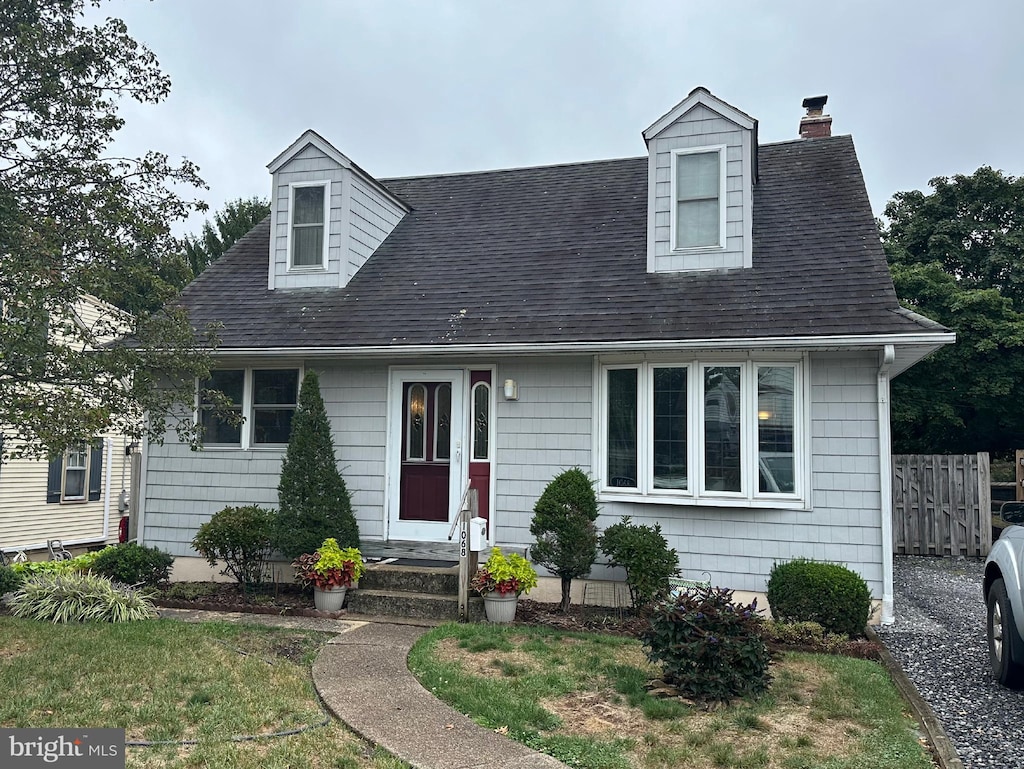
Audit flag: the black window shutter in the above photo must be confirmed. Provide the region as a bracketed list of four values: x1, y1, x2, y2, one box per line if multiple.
[46, 456, 63, 503]
[88, 442, 104, 501]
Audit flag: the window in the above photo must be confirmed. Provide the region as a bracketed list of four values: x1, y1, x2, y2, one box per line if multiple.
[198, 368, 300, 448]
[47, 441, 104, 504]
[199, 369, 244, 445]
[600, 360, 803, 505]
[252, 369, 299, 444]
[289, 182, 328, 268]
[62, 445, 88, 501]
[672, 147, 725, 250]
[407, 384, 426, 460]
[471, 382, 490, 461]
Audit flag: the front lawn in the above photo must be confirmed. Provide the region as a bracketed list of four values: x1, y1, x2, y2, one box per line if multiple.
[409, 623, 935, 769]
[0, 617, 406, 769]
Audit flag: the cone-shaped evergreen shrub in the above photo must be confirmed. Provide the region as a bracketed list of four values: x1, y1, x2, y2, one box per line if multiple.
[276, 371, 359, 557]
[529, 467, 599, 611]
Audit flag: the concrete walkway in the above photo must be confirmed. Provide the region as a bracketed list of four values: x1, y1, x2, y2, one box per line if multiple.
[159, 609, 567, 769]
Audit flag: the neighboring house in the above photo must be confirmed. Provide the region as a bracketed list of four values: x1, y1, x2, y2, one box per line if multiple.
[137, 89, 952, 622]
[0, 295, 132, 556]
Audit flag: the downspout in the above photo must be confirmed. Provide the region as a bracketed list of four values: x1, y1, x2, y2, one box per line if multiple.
[878, 344, 896, 625]
[102, 436, 113, 542]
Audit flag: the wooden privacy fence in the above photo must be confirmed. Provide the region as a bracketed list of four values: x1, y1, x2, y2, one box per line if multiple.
[892, 453, 992, 557]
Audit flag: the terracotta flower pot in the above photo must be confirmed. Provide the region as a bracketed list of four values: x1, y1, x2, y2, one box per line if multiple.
[483, 592, 518, 623]
[314, 585, 347, 612]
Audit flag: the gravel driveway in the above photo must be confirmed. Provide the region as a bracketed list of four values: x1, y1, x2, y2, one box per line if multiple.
[878, 556, 1024, 768]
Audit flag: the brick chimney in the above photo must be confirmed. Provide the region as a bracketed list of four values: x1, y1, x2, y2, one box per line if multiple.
[799, 95, 832, 138]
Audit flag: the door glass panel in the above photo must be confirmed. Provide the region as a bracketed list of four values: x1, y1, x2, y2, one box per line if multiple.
[472, 383, 489, 460]
[607, 368, 638, 488]
[407, 384, 426, 460]
[758, 366, 796, 493]
[435, 383, 451, 461]
[704, 366, 741, 492]
[653, 367, 687, 490]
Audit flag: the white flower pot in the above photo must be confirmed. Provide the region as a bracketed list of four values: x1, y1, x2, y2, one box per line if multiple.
[483, 592, 518, 623]
[314, 585, 347, 612]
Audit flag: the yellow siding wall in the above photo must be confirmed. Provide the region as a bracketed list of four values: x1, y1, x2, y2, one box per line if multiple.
[0, 296, 135, 554]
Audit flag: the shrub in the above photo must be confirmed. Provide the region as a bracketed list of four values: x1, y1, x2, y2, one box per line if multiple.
[530, 468, 600, 611]
[599, 516, 679, 609]
[642, 586, 771, 702]
[192, 505, 275, 591]
[759, 620, 850, 655]
[10, 547, 113, 578]
[91, 542, 174, 587]
[10, 572, 158, 623]
[766, 558, 871, 637]
[0, 565, 23, 595]
[276, 371, 359, 557]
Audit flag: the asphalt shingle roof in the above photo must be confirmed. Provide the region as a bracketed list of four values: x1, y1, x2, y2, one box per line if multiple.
[178, 135, 941, 350]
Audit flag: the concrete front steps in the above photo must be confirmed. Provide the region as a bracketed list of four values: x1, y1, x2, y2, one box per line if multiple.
[346, 561, 485, 622]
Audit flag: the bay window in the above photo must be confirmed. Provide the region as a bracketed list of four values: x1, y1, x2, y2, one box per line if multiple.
[600, 359, 804, 505]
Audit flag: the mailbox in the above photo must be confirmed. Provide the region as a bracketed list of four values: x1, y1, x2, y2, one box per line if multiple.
[469, 516, 488, 552]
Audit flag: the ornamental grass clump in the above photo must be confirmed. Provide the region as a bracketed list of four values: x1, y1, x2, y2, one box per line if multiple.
[641, 585, 771, 702]
[10, 572, 158, 623]
[292, 538, 365, 590]
[470, 547, 538, 596]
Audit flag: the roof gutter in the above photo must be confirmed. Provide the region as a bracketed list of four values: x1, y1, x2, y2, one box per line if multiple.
[202, 331, 955, 359]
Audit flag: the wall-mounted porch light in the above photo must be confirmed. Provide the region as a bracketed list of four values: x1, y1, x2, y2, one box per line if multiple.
[503, 379, 519, 401]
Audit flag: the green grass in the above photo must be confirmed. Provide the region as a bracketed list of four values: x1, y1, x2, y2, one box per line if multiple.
[0, 616, 406, 769]
[409, 623, 934, 769]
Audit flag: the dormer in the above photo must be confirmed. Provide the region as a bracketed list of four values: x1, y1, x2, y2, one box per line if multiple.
[643, 87, 758, 273]
[266, 130, 409, 290]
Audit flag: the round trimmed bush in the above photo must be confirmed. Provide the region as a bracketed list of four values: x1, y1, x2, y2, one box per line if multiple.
[766, 558, 871, 637]
[91, 542, 174, 587]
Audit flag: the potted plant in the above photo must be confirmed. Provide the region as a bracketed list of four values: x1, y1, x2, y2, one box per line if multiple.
[292, 538, 366, 612]
[470, 547, 538, 623]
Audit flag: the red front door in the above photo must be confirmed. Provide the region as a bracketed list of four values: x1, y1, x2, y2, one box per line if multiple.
[399, 382, 452, 522]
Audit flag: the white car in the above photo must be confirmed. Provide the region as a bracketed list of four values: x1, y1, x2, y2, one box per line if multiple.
[984, 503, 1024, 687]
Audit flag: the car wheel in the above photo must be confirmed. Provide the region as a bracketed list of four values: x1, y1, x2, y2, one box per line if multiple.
[987, 578, 1024, 688]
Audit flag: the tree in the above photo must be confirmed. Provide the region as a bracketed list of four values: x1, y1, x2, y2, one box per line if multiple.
[184, 196, 270, 278]
[529, 467, 599, 612]
[0, 0, 217, 459]
[880, 167, 1024, 454]
[276, 371, 360, 557]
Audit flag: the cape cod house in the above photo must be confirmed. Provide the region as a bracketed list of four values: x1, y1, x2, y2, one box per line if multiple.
[137, 89, 952, 622]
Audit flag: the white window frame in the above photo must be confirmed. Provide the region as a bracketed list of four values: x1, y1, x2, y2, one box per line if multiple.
[597, 356, 807, 509]
[61, 444, 89, 502]
[670, 145, 727, 252]
[196, 366, 303, 450]
[287, 181, 330, 271]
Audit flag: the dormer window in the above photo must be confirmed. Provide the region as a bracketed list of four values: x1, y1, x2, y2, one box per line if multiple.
[672, 146, 725, 250]
[289, 181, 329, 269]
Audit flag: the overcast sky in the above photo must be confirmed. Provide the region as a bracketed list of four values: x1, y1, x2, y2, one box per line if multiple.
[95, 0, 1023, 235]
